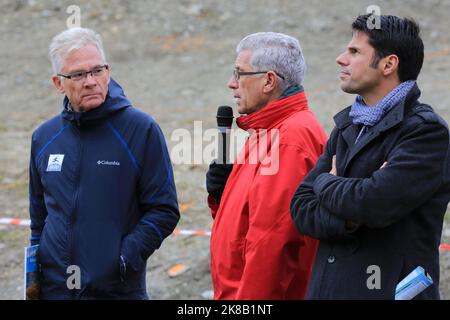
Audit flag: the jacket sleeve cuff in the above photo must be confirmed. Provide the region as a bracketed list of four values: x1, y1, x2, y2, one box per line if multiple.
[30, 234, 41, 246]
[313, 174, 360, 236]
[324, 207, 350, 239]
[120, 236, 148, 272]
[207, 195, 219, 220]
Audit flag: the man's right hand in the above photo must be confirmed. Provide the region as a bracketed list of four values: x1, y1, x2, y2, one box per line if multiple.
[206, 160, 233, 203]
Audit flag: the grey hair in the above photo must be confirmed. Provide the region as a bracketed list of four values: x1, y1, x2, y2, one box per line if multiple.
[49, 27, 107, 74]
[236, 32, 306, 92]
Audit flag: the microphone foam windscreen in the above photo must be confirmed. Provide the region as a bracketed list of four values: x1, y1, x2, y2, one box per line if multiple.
[217, 106, 234, 127]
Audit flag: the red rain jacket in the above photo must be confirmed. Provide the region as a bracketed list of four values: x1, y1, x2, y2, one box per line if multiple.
[209, 91, 327, 299]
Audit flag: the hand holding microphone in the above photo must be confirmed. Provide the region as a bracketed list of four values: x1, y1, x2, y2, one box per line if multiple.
[206, 106, 234, 203]
[216, 106, 234, 164]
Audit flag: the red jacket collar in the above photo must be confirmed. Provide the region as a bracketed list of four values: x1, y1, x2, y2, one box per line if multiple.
[236, 91, 309, 131]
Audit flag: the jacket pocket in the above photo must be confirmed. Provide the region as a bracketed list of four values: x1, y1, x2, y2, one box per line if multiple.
[229, 238, 247, 269]
[36, 223, 50, 268]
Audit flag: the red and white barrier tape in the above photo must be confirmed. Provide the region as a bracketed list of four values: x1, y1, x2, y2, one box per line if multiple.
[172, 229, 211, 236]
[0, 217, 30, 226]
[3, 218, 450, 248]
[0, 217, 211, 237]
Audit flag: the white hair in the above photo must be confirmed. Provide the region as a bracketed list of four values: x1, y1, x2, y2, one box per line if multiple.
[49, 27, 107, 74]
[236, 32, 306, 92]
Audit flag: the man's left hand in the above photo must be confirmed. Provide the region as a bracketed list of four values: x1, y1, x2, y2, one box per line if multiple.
[329, 155, 337, 176]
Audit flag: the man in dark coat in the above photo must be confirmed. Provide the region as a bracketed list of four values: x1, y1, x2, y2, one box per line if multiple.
[290, 14, 450, 299]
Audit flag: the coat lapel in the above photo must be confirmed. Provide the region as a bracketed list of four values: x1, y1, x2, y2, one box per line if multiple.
[332, 83, 421, 174]
[333, 107, 354, 148]
[342, 101, 405, 173]
[341, 125, 359, 149]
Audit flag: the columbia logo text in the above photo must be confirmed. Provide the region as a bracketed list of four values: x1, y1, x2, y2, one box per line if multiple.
[97, 160, 120, 166]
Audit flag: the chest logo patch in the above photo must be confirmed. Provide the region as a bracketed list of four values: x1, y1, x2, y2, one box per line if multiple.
[46, 154, 65, 172]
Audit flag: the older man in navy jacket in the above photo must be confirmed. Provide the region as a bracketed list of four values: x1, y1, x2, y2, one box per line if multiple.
[291, 14, 450, 299]
[29, 27, 179, 299]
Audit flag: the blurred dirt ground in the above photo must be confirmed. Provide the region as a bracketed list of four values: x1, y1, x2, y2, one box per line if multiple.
[1, 0, 450, 299]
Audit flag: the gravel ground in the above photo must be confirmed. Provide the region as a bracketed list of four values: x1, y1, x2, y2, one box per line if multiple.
[1, 0, 450, 299]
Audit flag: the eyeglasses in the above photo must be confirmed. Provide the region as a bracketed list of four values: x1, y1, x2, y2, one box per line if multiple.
[233, 68, 285, 81]
[58, 65, 109, 81]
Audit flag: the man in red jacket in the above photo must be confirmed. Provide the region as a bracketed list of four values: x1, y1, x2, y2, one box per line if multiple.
[206, 32, 327, 299]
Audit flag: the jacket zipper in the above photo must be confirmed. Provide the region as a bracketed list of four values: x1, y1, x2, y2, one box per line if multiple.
[68, 122, 82, 299]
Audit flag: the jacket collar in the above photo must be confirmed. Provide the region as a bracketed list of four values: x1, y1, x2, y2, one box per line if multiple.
[337, 83, 422, 173]
[61, 78, 131, 124]
[334, 83, 421, 131]
[236, 91, 309, 131]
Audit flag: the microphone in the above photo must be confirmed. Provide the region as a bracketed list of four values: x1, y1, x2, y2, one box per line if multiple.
[216, 106, 234, 164]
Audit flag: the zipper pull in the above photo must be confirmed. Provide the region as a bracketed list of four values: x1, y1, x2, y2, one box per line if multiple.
[74, 112, 82, 126]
